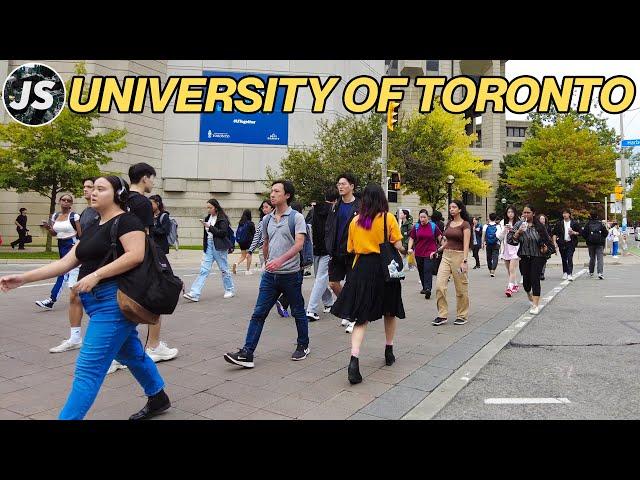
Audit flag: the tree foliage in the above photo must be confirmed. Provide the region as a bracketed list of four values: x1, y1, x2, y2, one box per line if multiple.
[506, 116, 617, 219]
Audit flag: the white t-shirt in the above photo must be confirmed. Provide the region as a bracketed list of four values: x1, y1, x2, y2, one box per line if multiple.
[563, 220, 571, 242]
[51, 212, 80, 240]
[611, 226, 620, 242]
[205, 215, 217, 240]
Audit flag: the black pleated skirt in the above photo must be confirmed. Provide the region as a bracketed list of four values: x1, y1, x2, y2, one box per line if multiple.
[330, 253, 405, 324]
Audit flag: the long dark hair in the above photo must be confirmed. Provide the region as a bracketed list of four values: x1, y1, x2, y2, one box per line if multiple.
[357, 183, 388, 230]
[149, 194, 164, 213]
[207, 198, 227, 220]
[448, 199, 472, 224]
[523, 204, 551, 241]
[239, 208, 252, 225]
[503, 205, 519, 225]
[258, 199, 273, 220]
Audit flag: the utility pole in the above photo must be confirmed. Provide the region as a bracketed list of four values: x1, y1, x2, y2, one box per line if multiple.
[382, 121, 388, 196]
[620, 113, 628, 230]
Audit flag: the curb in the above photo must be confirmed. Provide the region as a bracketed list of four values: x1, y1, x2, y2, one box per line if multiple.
[402, 268, 588, 420]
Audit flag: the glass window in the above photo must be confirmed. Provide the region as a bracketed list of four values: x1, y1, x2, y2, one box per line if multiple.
[426, 60, 439, 71]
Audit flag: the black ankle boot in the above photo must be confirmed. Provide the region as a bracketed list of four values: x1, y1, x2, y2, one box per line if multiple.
[385, 345, 395, 366]
[348, 356, 362, 384]
[129, 389, 171, 420]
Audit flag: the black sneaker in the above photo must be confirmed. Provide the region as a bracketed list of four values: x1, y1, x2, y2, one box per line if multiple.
[291, 345, 310, 361]
[454, 318, 468, 325]
[432, 317, 447, 326]
[419, 289, 427, 295]
[35, 298, 55, 310]
[348, 356, 362, 384]
[306, 311, 320, 322]
[129, 389, 171, 420]
[424, 290, 431, 299]
[224, 348, 254, 368]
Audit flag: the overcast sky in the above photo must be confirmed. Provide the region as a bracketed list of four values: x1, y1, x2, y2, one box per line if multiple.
[506, 60, 640, 147]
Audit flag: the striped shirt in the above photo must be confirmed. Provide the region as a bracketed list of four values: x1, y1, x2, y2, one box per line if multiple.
[507, 221, 544, 257]
[248, 219, 264, 252]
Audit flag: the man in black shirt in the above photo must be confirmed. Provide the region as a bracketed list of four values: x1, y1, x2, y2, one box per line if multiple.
[11, 208, 28, 250]
[126, 163, 178, 364]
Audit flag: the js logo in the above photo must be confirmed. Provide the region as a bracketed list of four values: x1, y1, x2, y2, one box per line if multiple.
[2, 63, 66, 126]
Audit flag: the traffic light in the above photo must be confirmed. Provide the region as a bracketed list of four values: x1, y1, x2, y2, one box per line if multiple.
[615, 185, 623, 201]
[387, 102, 399, 131]
[388, 171, 401, 191]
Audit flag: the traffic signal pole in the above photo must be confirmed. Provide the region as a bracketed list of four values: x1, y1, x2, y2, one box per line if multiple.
[620, 113, 627, 228]
[382, 120, 388, 196]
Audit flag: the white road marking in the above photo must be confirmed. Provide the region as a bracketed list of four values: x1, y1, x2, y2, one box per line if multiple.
[604, 295, 640, 298]
[485, 398, 571, 405]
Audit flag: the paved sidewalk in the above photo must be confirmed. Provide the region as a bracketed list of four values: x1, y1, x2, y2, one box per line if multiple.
[0, 250, 638, 420]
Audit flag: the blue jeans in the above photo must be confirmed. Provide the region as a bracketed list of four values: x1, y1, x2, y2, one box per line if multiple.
[612, 241, 619, 256]
[188, 239, 234, 299]
[50, 238, 76, 301]
[307, 255, 333, 314]
[58, 281, 164, 420]
[244, 271, 308, 354]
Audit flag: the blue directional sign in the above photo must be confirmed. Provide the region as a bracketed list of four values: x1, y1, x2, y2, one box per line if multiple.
[199, 71, 288, 145]
[621, 139, 640, 147]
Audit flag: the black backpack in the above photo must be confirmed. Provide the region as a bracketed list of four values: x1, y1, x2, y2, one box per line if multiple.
[586, 222, 604, 244]
[102, 217, 184, 323]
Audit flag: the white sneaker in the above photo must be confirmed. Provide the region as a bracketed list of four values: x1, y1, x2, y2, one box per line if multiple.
[245, 270, 254, 275]
[568, 275, 573, 281]
[323, 305, 333, 313]
[107, 360, 127, 375]
[146, 341, 179, 362]
[562, 273, 568, 280]
[529, 306, 540, 315]
[223, 291, 235, 299]
[183, 292, 199, 302]
[49, 338, 82, 353]
[345, 321, 355, 334]
[340, 319, 350, 327]
[598, 273, 604, 280]
[306, 311, 320, 321]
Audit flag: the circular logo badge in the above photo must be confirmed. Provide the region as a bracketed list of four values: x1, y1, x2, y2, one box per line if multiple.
[2, 63, 66, 127]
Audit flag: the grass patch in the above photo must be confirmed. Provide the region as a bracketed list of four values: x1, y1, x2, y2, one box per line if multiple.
[0, 251, 60, 259]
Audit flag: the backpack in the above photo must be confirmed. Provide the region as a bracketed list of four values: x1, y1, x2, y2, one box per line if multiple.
[264, 212, 313, 268]
[235, 222, 250, 244]
[586, 222, 604, 244]
[227, 224, 236, 253]
[53, 211, 78, 232]
[160, 212, 179, 247]
[485, 224, 498, 245]
[102, 217, 184, 325]
[415, 221, 438, 243]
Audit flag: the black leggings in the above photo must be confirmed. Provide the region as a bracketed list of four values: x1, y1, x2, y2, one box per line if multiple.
[519, 255, 545, 297]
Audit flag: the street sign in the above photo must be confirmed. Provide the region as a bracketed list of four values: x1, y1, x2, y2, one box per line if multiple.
[626, 198, 633, 211]
[621, 139, 640, 147]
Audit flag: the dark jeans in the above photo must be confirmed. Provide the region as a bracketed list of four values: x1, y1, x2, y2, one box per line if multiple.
[541, 258, 547, 278]
[416, 256, 434, 292]
[244, 271, 308, 354]
[51, 238, 76, 301]
[519, 255, 545, 297]
[10, 228, 27, 249]
[559, 243, 576, 275]
[588, 245, 604, 274]
[472, 245, 480, 267]
[486, 243, 500, 271]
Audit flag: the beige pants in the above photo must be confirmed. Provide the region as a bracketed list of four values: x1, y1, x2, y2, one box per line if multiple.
[435, 249, 469, 320]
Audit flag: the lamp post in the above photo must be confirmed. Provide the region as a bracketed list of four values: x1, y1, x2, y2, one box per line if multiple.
[446, 175, 455, 209]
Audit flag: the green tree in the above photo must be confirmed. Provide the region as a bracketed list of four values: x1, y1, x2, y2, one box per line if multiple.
[627, 177, 640, 224]
[495, 153, 524, 218]
[506, 117, 617, 219]
[389, 102, 490, 210]
[267, 114, 384, 206]
[0, 63, 127, 251]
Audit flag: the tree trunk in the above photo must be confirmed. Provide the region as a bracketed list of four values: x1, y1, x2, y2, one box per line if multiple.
[46, 184, 57, 253]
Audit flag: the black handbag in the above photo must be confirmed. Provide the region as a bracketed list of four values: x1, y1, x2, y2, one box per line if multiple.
[101, 217, 184, 324]
[379, 213, 405, 282]
[23, 234, 33, 244]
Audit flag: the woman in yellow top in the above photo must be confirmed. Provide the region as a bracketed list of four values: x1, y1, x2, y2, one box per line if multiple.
[330, 184, 406, 384]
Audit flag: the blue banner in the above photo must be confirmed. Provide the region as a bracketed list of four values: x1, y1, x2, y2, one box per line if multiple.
[199, 71, 288, 145]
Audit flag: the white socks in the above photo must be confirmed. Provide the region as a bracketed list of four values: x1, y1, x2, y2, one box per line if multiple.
[70, 327, 82, 343]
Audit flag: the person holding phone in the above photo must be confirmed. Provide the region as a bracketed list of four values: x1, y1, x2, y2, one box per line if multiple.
[432, 200, 472, 326]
